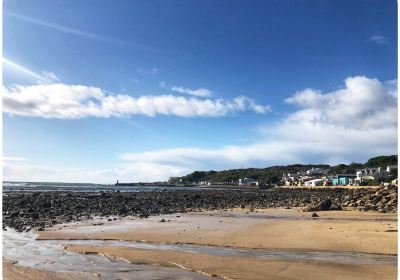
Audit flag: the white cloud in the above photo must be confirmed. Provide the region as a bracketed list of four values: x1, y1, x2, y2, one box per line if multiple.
[120, 76, 398, 180]
[285, 76, 397, 129]
[233, 96, 271, 114]
[171, 86, 213, 97]
[3, 83, 269, 119]
[367, 35, 389, 46]
[3, 162, 186, 184]
[384, 79, 397, 98]
[4, 76, 397, 183]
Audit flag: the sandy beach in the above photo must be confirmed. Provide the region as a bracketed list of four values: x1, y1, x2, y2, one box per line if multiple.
[39, 208, 398, 254]
[3, 0, 398, 277]
[4, 207, 396, 280]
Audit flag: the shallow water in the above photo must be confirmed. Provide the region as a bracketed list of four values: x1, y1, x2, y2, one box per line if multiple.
[65, 239, 398, 265]
[216, 212, 397, 222]
[2, 181, 244, 193]
[4, 228, 396, 271]
[3, 230, 213, 280]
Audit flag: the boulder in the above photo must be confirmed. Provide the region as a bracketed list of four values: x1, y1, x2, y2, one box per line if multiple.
[306, 199, 332, 211]
[329, 203, 342, 211]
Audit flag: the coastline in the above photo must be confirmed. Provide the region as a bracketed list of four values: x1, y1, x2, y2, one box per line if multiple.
[3, 186, 398, 280]
[3, 185, 397, 232]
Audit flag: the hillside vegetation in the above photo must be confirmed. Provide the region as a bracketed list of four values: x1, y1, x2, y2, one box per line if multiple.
[169, 155, 398, 184]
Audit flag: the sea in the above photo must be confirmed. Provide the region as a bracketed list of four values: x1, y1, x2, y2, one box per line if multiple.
[2, 181, 231, 193]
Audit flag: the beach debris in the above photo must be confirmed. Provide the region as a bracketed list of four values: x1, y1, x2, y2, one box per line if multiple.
[311, 213, 319, 218]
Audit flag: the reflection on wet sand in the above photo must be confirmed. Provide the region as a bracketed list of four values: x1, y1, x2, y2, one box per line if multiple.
[3, 208, 398, 280]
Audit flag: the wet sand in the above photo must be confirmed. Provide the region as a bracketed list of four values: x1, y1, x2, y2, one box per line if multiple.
[39, 208, 398, 254]
[66, 245, 396, 280]
[2, 259, 94, 280]
[4, 208, 398, 280]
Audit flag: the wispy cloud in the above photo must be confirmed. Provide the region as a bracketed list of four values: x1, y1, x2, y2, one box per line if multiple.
[120, 76, 398, 180]
[171, 86, 213, 98]
[3, 156, 29, 162]
[3, 58, 59, 84]
[367, 35, 389, 46]
[5, 12, 155, 51]
[42, 71, 60, 82]
[3, 83, 270, 119]
[3, 77, 396, 183]
[137, 67, 158, 76]
[2, 162, 185, 184]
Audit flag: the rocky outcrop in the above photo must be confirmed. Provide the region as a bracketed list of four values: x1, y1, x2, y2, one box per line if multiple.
[2, 186, 397, 232]
[341, 185, 397, 213]
[304, 198, 341, 211]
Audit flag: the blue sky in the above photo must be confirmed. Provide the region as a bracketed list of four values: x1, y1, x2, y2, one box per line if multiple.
[3, 0, 398, 183]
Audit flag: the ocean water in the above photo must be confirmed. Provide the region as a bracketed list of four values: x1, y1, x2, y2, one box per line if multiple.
[2, 181, 227, 192]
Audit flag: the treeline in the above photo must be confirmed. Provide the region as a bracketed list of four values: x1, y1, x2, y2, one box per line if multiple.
[169, 155, 398, 184]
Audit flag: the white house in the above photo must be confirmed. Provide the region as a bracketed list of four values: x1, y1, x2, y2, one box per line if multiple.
[282, 173, 301, 186]
[239, 178, 259, 186]
[355, 167, 385, 184]
[304, 179, 325, 187]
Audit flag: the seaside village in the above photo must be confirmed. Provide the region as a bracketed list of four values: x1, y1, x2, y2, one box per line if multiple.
[195, 165, 398, 188]
[281, 165, 398, 187]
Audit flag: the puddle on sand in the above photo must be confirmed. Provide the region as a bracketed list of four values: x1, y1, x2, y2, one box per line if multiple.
[3, 229, 213, 280]
[212, 212, 397, 222]
[64, 239, 397, 266]
[49, 214, 397, 266]
[3, 227, 397, 280]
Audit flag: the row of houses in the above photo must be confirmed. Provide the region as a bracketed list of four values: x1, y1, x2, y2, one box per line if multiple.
[282, 165, 398, 187]
[197, 178, 260, 187]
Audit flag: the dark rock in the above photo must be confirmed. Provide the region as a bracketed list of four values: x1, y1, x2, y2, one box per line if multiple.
[10, 211, 19, 218]
[31, 213, 39, 219]
[306, 199, 332, 211]
[311, 213, 319, 218]
[329, 203, 342, 211]
[2, 186, 396, 231]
